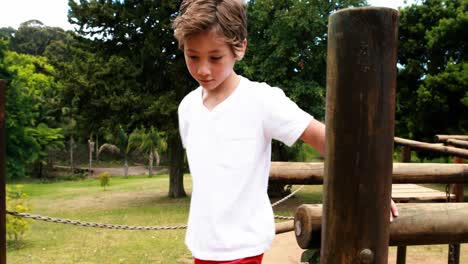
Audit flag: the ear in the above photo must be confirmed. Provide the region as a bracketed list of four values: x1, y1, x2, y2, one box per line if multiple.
[236, 38, 248, 61]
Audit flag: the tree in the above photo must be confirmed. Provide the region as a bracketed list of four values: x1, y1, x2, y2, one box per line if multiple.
[68, 0, 193, 197]
[128, 126, 167, 177]
[396, 0, 467, 146]
[99, 125, 131, 178]
[239, 0, 366, 162]
[2, 50, 64, 179]
[9, 20, 67, 56]
[0, 27, 15, 40]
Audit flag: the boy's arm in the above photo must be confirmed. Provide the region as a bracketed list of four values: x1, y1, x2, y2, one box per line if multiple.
[299, 118, 326, 156]
[299, 119, 399, 221]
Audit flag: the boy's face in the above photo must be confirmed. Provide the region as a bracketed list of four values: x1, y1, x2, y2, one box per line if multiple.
[184, 30, 246, 92]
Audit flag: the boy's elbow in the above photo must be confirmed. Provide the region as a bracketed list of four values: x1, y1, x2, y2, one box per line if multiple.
[300, 119, 326, 156]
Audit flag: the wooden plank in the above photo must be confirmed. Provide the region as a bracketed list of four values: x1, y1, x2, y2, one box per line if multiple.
[391, 184, 452, 202]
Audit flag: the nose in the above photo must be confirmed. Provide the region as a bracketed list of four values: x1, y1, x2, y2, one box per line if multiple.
[197, 61, 210, 77]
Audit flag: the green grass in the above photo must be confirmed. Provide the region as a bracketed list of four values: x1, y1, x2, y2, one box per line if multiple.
[7, 175, 194, 264]
[6, 175, 322, 264]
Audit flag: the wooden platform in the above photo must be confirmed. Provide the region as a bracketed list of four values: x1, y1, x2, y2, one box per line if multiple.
[392, 184, 455, 202]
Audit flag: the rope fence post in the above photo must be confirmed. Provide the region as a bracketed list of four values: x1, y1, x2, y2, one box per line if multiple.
[1, 79, 6, 264]
[323, 7, 399, 263]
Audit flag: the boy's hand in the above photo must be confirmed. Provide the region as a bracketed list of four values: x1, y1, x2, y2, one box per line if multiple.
[390, 199, 399, 222]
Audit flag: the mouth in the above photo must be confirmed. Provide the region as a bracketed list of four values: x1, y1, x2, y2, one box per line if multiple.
[200, 79, 214, 85]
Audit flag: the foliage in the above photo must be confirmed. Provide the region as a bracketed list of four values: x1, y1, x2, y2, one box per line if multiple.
[240, 0, 366, 120]
[128, 126, 167, 177]
[98, 171, 111, 190]
[239, 0, 366, 161]
[68, 0, 193, 197]
[396, 0, 467, 145]
[9, 20, 68, 56]
[3, 50, 64, 179]
[6, 185, 31, 241]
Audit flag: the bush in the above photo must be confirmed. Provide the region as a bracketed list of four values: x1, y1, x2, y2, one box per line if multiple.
[6, 185, 31, 241]
[98, 172, 111, 190]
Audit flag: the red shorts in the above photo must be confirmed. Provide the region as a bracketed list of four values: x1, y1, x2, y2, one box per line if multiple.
[194, 254, 264, 264]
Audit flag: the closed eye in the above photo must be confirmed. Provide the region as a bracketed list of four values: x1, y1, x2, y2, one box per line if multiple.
[211, 56, 222, 61]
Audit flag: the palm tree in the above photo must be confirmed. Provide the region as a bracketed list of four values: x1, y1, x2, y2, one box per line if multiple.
[128, 126, 167, 177]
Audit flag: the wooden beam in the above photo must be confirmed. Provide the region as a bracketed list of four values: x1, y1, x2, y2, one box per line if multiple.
[269, 162, 468, 184]
[447, 139, 468, 149]
[323, 7, 398, 263]
[295, 203, 468, 249]
[0, 80, 6, 264]
[275, 220, 294, 235]
[394, 137, 468, 159]
[436, 135, 468, 143]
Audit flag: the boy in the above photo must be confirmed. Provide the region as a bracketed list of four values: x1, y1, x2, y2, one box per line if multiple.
[173, 1, 397, 263]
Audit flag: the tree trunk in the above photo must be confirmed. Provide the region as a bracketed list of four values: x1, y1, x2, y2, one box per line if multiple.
[148, 151, 153, 177]
[124, 157, 128, 178]
[168, 133, 186, 198]
[88, 138, 94, 176]
[70, 135, 74, 173]
[95, 134, 99, 163]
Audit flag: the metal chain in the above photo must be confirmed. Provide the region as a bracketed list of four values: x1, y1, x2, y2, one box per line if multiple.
[6, 186, 303, 229]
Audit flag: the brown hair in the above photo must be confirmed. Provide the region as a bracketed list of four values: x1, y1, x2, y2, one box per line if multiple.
[172, 0, 247, 56]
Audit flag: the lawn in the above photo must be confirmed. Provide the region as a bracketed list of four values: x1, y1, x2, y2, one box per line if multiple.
[6, 174, 468, 263]
[7, 175, 194, 264]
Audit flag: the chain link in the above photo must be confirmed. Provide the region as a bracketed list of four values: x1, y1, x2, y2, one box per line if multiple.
[6, 186, 303, 229]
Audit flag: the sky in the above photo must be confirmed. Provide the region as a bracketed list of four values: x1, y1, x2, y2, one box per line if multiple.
[0, 0, 417, 30]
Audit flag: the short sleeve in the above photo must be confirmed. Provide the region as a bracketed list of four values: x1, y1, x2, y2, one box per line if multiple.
[262, 87, 313, 147]
[178, 98, 189, 149]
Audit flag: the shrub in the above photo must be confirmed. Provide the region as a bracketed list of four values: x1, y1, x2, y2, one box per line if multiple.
[98, 172, 111, 190]
[6, 185, 31, 241]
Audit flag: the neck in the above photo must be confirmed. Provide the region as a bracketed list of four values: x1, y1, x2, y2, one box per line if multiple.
[202, 72, 240, 110]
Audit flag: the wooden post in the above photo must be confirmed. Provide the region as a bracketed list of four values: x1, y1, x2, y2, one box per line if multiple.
[397, 146, 411, 264]
[0, 80, 6, 264]
[448, 156, 464, 264]
[323, 7, 399, 263]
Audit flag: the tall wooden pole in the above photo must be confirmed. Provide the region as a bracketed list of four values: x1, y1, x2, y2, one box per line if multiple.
[397, 146, 411, 264]
[448, 156, 464, 264]
[0, 80, 6, 264]
[323, 7, 399, 263]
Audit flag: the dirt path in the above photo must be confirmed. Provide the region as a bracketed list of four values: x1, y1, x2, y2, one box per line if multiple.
[264, 232, 303, 263]
[55, 165, 168, 176]
[264, 232, 468, 264]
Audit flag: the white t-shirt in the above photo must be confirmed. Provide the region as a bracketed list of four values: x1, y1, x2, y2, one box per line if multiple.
[178, 76, 313, 261]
